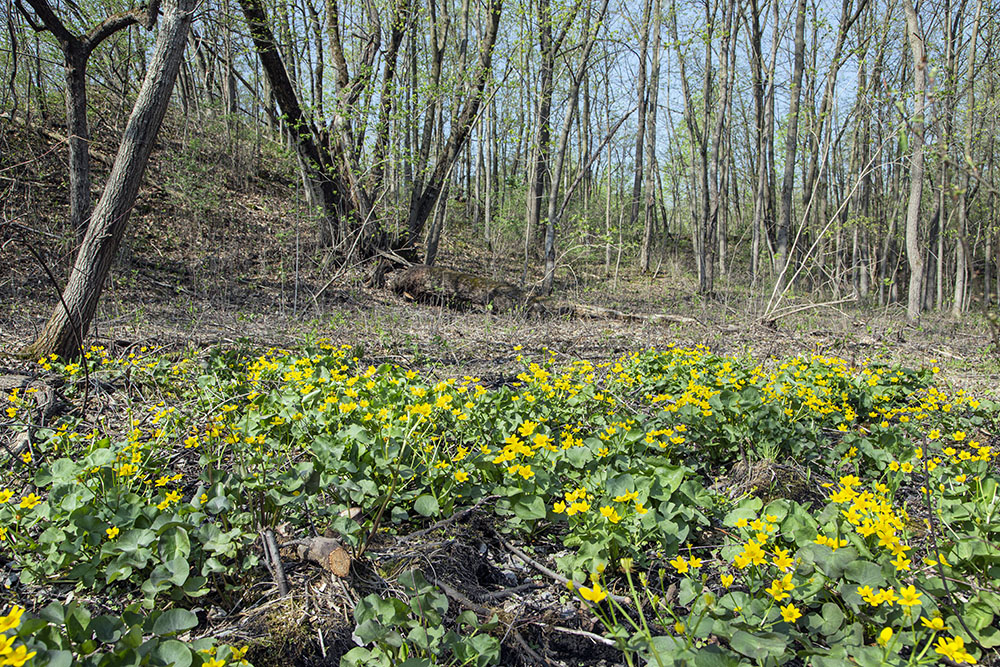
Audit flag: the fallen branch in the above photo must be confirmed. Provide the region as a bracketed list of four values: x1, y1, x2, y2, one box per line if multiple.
[480, 582, 543, 601]
[401, 494, 500, 542]
[497, 535, 630, 605]
[390, 265, 698, 326]
[262, 529, 290, 596]
[541, 623, 617, 647]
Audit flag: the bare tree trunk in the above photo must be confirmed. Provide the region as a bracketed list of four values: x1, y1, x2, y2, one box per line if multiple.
[630, 0, 652, 239]
[404, 0, 502, 248]
[705, 0, 736, 292]
[953, 0, 983, 318]
[775, 0, 807, 289]
[903, 0, 926, 322]
[18, 0, 161, 242]
[541, 0, 609, 294]
[639, 0, 661, 273]
[22, 0, 195, 359]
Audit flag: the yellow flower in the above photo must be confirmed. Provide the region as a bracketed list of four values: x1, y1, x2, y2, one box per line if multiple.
[742, 540, 767, 565]
[877, 587, 898, 606]
[720, 574, 734, 588]
[0, 605, 25, 633]
[891, 553, 911, 572]
[634, 502, 649, 515]
[18, 493, 41, 510]
[1, 644, 37, 667]
[921, 616, 947, 631]
[772, 548, 794, 571]
[0, 489, 12, 504]
[687, 556, 703, 569]
[878, 627, 893, 647]
[898, 585, 922, 607]
[106, 526, 120, 539]
[934, 636, 977, 664]
[613, 489, 639, 503]
[779, 603, 802, 623]
[553, 501, 566, 514]
[578, 582, 607, 603]
[674, 622, 685, 635]
[203, 658, 226, 667]
[669, 556, 689, 574]
[766, 579, 790, 601]
[599, 506, 621, 523]
[517, 421, 538, 437]
[454, 471, 469, 483]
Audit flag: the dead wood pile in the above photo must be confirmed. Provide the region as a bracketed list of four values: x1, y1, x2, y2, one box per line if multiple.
[389, 265, 698, 325]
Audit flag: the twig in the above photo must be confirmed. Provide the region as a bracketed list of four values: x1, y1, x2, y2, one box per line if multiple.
[511, 630, 551, 666]
[431, 577, 491, 615]
[540, 623, 617, 647]
[402, 494, 500, 541]
[263, 529, 290, 596]
[480, 582, 543, 602]
[497, 535, 631, 605]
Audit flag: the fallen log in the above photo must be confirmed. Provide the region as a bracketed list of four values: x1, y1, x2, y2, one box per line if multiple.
[389, 265, 699, 325]
[283, 536, 351, 578]
[389, 264, 537, 312]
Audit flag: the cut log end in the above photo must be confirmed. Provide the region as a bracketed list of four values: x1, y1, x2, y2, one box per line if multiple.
[295, 536, 351, 578]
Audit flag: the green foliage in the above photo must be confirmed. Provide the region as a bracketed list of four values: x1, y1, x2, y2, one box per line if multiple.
[341, 570, 499, 667]
[4, 341, 999, 665]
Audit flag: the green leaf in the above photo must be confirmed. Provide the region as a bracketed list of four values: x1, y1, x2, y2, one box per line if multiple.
[844, 560, 885, 588]
[964, 599, 995, 631]
[729, 630, 787, 659]
[158, 527, 191, 562]
[819, 603, 845, 636]
[89, 615, 124, 643]
[977, 625, 1000, 648]
[39, 651, 74, 667]
[150, 639, 193, 667]
[413, 494, 440, 517]
[151, 609, 198, 637]
[513, 495, 547, 521]
[693, 645, 742, 667]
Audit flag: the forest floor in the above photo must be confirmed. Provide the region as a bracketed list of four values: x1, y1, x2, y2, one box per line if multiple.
[3, 113, 1000, 666]
[3, 109, 999, 396]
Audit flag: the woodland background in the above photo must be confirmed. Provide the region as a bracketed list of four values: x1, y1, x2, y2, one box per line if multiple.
[1, 0, 1000, 350]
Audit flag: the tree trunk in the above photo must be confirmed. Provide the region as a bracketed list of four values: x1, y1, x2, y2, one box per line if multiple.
[953, 0, 983, 318]
[19, 0, 161, 243]
[639, 0, 661, 273]
[902, 0, 926, 322]
[23, 0, 195, 359]
[64, 46, 92, 242]
[541, 0, 609, 294]
[630, 0, 652, 242]
[775, 0, 807, 289]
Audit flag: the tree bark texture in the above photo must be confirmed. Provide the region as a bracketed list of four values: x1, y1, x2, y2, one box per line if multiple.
[23, 0, 195, 359]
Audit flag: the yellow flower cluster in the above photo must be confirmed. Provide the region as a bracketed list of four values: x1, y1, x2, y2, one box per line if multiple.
[0, 606, 35, 667]
[825, 475, 912, 569]
[856, 584, 922, 608]
[553, 487, 591, 516]
[935, 636, 978, 664]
